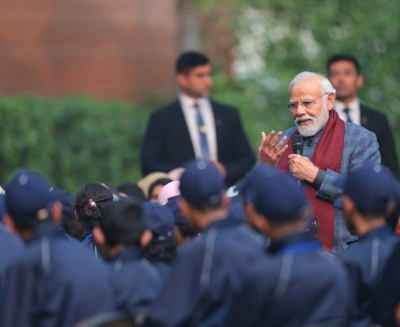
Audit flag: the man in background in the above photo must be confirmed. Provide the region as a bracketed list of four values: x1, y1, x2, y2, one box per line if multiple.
[327, 54, 399, 177]
[140, 51, 255, 186]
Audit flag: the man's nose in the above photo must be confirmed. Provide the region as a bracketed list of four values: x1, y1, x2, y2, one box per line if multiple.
[295, 104, 307, 116]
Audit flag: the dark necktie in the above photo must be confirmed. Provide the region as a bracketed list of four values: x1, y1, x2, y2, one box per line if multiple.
[194, 102, 210, 160]
[343, 107, 353, 123]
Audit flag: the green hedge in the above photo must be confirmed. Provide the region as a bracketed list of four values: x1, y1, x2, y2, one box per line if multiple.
[0, 81, 293, 194]
[0, 95, 150, 193]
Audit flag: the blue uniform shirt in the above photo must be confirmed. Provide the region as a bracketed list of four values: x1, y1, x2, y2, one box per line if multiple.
[146, 218, 266, 327]
[225, 231, 351, 327]
[81, 232, 101, 258]
[0, 221, 116, 327]
[151, 260, 172, 283]
[0, 223, 24, 274]
[106, 247, 163, 318]
[338, 225, 398, 326]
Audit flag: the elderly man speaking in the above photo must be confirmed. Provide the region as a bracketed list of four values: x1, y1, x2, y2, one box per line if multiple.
[258, 71, 380, 252]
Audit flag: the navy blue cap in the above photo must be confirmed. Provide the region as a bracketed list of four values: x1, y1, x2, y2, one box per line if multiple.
[238, 164, 311, 223]
[51, 188, 75, 222]
[179, 160, 225, 209]
[143, 201, 175, 239]
[4, 170, 54, 223]
[164, 196, 187, 225]
[339, 162, 398, 214]
[0, 193, 5, 221]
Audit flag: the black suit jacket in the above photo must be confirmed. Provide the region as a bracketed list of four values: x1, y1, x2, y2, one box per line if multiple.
[360, 104, 399, 177]
[140, 99, 255, 186]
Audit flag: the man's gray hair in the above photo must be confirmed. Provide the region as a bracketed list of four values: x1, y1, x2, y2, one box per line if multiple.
[289, 71, 336, 95]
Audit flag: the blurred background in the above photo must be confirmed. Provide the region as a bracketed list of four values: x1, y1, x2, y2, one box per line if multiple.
[1, 0, 399, 192]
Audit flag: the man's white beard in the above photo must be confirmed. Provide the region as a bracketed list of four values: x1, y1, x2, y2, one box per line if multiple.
[295, 107, 330, 137]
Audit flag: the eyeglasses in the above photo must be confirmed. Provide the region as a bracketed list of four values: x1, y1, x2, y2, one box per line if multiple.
[287, 92, 329, 111]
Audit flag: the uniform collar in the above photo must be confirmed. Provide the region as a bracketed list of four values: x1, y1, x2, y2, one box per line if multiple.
[111, 247, 143, 262]
[267, 231, 320, 254]
[202, 217, 236, 233]
[359, 225, 394, 242]
[29, 221, 65, 243]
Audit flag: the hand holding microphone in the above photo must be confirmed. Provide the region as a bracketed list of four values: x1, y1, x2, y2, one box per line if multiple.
[288, 135, 319, 183]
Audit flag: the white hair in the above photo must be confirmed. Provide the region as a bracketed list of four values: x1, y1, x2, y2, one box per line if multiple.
[289, 71, 336, 96]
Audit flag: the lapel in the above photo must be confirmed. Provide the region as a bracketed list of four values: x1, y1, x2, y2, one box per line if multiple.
[360, 103, 370, 127]
[210, 100, 224, 151]
[173, 99, 196, 157]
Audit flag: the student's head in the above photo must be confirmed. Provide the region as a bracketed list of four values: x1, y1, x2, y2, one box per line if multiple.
[117, 183, 146, 203]
[339, 162, 397, 236]
[143, 202, 176, 263]
[74, 183, 114, 237]
[239, 164, 312, 239]
[179, 160, 228, 230]
[157, 181, 180, 205]
[165, 196, 198, 247]
[51, 188, 76, 236]
[148, 178, 173, 202]
[176, 51, 212, 99]
[3, 170, 61, 240]
[93, 199, 151, 255]
[326, 54, 363, 103]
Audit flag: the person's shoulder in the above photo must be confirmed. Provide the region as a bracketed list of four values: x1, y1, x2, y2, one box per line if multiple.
[345, 121, 377, 139]
[0, 227, 24, 249]
[229, 224, 266, 247]
[337, 240, 369, 263]
[209, 99, 238, 112]
[150, 99, 181, 118]
[360, 103, 389, 121]
[4, 241, 41, 271]
[119, 258, 161, 280]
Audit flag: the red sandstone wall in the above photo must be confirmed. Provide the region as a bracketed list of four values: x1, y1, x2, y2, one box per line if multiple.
[0, 0, 178, 101]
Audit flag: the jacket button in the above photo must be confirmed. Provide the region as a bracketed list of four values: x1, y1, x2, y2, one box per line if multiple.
[307, 139, 313, 147]
[323, 193, 331, 200]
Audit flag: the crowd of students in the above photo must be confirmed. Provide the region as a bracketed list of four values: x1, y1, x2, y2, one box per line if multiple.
[0, 159, 400, 327]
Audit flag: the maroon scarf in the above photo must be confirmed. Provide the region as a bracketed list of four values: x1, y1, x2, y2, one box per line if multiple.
[277, 110, 344, 250]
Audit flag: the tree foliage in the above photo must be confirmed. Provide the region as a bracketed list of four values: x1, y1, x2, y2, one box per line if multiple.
[0, 96, 149, 193]
[198, 0, 400, 152]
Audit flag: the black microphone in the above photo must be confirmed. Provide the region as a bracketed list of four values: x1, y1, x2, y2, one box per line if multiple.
[292, 135, 304, 155]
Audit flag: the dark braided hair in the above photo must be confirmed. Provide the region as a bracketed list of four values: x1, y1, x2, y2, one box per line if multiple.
[75, 183, 113, 237]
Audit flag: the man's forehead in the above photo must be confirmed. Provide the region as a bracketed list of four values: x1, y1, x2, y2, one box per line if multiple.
[290, 77, 322, 97]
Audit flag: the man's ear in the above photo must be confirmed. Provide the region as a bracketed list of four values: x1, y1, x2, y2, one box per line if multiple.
[245, 203, 270, 234]
[51, 200, 63, 225]
[140, 230, 153, 248]
[176, 73, 188, 89]
[356, 74, 364, 89]
[93, 226, 105, 246]
[221, 194, 230, 209]
[74, 209, 79, 221]
[178, 197, 191, 220]
[327, 92, 336, 111]
[342, 195, 356, 215]
[3, 214, 17, 234]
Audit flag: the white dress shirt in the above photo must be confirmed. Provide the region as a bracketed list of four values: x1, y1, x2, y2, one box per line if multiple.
[179, 93, 218, 161]
[334, 98, 361, 125]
